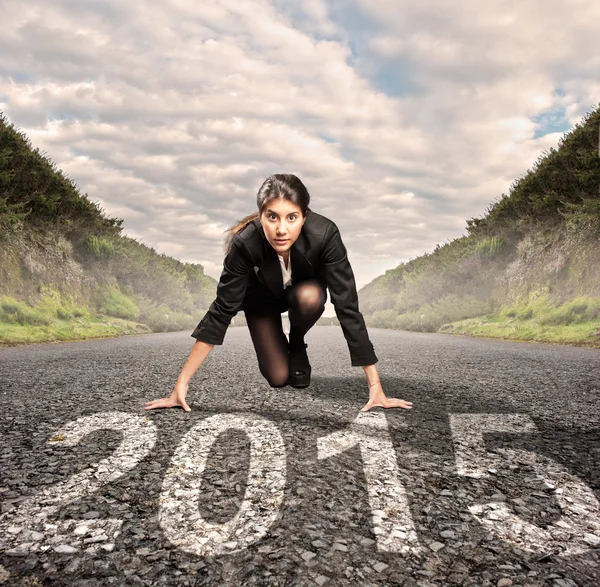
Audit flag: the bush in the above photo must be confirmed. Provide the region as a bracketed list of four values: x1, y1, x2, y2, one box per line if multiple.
[369, 309, 398, 328]
[134, 293, 203, 332]
[395, 308, 440, 332]
[500, 289, 556, 321]
[498, 293, 600, 327]
[538, 296, 600, 326]
[95, 283, 140, 320]
[85, 235, 115, 259]
[36, 285, 92, 321]
[0, 199, 29, 237]
[475, 235, 506, 258]
[0, 296, 52, 325]
[390, 294, 490, 332]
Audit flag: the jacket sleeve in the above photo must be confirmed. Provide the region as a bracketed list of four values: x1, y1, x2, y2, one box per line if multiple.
[322, 223, 378, 367]
[191, 239, 251, 345]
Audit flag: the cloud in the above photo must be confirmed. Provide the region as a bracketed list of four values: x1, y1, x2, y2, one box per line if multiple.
[1, 0, 598, 318]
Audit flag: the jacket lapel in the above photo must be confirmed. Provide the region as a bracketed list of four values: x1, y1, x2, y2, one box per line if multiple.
[255, 220, 313, 297]
[290, 229, 313, 280]
[259, 243, 284, 297]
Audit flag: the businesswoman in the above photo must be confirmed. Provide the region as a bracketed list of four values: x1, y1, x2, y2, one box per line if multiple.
[144, 174, 413, 413]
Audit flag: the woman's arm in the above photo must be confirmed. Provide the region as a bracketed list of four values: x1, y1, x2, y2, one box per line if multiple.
[191, 241, 252, 345]
[321, 223, 378, 366]
[178, 340, 215, 384]
[145, 240, 252, 412]
[321, 223, 413, 411]
[144, 340, 215, 411]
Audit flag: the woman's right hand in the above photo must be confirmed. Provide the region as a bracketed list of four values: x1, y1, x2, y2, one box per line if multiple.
[144, 380, 191, 412]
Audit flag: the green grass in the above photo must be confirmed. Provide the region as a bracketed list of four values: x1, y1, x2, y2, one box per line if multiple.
[0, 313, 152, 345]
[0, 288, 93, 325]
[0, 290, 199, 345]
[368, 294, 492, 333]
[438, 293, 600, 347]
[95, 283, 140, 320]
[364, 289, 600, 347]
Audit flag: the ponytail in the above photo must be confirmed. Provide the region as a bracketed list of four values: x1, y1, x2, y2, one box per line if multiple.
[223, 211, 259, 255]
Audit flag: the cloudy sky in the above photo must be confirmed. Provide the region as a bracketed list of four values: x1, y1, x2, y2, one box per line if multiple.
[2, 0, 599, 316]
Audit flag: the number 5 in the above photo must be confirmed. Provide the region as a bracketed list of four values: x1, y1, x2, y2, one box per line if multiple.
[450, 413, 600, 556]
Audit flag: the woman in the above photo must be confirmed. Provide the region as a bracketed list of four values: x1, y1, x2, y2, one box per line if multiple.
[145, 174, 413, 413]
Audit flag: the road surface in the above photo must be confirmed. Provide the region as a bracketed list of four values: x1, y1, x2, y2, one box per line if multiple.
[0, 326, 599, 586]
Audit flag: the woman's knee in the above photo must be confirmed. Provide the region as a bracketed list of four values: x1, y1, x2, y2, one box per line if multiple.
[268, 379, 287, 388]
[260, 366, 289, 388]
[265, 374, 288, 388]
[288, 279, 326, 313]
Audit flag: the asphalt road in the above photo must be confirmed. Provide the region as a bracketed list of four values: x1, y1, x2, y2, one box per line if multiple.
[0, 326, 599, 586]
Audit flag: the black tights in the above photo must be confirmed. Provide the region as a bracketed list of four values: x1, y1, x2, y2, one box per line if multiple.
[245, 278, 327, 387]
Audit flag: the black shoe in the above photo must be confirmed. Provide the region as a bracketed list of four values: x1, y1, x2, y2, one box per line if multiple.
[288, 342, 311, 388]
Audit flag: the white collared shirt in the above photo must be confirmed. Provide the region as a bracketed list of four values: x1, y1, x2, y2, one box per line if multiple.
[277, 253, 292, 289]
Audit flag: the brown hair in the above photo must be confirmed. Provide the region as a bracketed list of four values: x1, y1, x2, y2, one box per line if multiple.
[223, 173, 312, 254]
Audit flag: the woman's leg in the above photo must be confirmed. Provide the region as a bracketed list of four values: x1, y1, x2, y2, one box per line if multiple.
[245, 279, 327, 386]
[286, 279, 327, 372]
[245, 309, 290, 388]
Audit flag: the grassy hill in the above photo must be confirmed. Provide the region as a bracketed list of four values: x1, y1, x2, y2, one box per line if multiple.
[0, 114, 217, 345]
[359, 104, 600, 347]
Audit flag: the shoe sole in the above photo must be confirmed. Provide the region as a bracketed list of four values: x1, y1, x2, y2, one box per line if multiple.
[288, 376, 310, 389]
[287, 367, 311, 388]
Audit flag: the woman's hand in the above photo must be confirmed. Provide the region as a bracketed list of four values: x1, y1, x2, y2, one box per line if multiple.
[360, 381, 413, 412]
[144, 380, 191, 412]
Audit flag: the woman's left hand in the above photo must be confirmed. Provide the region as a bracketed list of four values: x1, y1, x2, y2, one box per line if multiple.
[360, 382, 413, 412]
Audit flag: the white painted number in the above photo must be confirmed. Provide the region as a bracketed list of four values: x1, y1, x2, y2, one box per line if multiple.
[4, 412, 157, 555]
[450, 413, 600, 556]
[4, 410, 598, 559]
[158, 413, 287, 556]
[317, 411, 423, 554]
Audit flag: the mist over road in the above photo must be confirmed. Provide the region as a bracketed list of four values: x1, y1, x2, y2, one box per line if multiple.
[1, 327, 599, 586]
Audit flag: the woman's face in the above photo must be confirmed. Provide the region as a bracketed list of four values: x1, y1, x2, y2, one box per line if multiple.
[260, 198, 306, 254]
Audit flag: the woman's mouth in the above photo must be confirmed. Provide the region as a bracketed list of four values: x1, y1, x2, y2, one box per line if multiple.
[275, 239, 287, 244]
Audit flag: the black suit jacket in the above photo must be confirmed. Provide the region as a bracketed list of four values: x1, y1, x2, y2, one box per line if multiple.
[191, 210, 378, 366]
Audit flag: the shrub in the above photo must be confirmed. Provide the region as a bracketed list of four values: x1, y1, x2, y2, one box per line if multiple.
[391, 294, 490, 332]
[85, 235, 115, 259]
[95, 283, 139, 319]
[475, 235, 506, 258]
[0, 296, 52, 325]
[134, 293, 203, 332]
[36, 285, 92, 321]
[538, 296, 600, 326]
[0, 199, 29, 237]
[369, 309, 398, 328]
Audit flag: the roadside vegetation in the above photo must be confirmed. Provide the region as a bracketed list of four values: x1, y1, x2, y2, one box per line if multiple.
[360, 104, 600, 348]
[0, 114, 215, 345]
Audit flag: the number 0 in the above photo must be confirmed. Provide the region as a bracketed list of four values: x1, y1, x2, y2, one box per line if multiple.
[159, 413, 287, 556]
